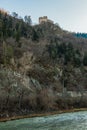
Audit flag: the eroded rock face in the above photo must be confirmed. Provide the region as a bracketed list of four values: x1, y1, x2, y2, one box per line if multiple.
[0, 68, 42, 93]
[15, 51, 35, 73]
[19, 52, 34, 66]
[0, 41, 87, 115]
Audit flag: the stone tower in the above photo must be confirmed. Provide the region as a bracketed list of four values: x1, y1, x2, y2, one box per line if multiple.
[39, 16, 53, 24]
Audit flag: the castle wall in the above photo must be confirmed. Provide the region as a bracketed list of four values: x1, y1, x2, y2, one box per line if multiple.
[39, 16, 53, 24]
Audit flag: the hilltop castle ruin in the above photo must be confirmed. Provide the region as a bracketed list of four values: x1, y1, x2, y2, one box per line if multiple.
[0, 8, 9, 15]
[39, 16, 53, 24]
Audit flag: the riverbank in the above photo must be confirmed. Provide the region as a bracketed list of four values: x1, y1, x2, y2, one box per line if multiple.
[0, 108, 87, 122]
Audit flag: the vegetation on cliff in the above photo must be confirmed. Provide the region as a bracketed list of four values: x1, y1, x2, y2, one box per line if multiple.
[0, 10, 87, 118]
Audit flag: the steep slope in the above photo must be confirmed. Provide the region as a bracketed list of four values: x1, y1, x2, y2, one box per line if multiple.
[0, 11, 87, 118]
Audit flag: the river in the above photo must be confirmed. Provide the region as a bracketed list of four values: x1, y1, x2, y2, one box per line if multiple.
[0, 111, 87, 130]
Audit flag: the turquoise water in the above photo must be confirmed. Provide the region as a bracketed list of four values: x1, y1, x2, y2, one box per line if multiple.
[0, 111, 87, 130]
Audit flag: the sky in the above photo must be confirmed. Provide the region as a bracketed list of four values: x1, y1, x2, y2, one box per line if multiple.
[0, 0, 87, 33]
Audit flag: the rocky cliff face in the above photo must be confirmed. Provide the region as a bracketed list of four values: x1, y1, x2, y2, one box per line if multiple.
[0, 46, 87, 118]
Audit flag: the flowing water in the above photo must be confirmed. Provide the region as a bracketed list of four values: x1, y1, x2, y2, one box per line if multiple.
[0, 111, 87, 130]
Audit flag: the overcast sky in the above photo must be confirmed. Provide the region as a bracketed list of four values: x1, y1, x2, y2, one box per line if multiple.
[0, 0, 87, 32]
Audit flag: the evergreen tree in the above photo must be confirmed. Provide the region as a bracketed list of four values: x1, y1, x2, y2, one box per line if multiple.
[83, 53, 87, 66]
[24, 15, 32, 25]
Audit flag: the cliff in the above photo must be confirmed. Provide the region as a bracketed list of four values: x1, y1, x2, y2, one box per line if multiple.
[0, 12, 87, 118]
